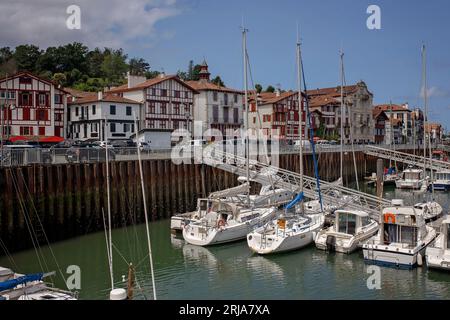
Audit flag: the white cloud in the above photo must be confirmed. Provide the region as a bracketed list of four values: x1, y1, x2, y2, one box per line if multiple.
[420, 85, 450, 98]
[0, 0, 181, 49]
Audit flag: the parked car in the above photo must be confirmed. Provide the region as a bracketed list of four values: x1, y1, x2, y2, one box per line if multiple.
[93, 141, 114, 149]
[65, 143, 116, 163]
[138, 141, 151, 152]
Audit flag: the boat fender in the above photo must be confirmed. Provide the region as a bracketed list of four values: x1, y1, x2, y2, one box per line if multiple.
[417, 253, 423, 266]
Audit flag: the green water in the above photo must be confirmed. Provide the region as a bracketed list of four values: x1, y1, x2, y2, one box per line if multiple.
[1, 184, 450, 300]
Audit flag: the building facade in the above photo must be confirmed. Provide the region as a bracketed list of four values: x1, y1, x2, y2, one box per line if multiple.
[68, 93, 141, 141]
[372, 109, 388, 144]
[108, 74, 198, 136]
[0, 72, 67, 140]
[247, 90, 304, 142]
[373, 103, 413, 145]
[186, 61, 244, 139]
[307, 81, 375, 143]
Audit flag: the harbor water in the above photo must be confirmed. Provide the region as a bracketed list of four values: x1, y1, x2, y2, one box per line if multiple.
[1, 183, 450, 300]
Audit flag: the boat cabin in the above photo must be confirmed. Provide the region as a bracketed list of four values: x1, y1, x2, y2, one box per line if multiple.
[335, 210, 372, 235]
[444, 217, 450, 250]
[381, 206, 426, 248]
[435, 170, 450, 182]
[401, 168, 423, 181]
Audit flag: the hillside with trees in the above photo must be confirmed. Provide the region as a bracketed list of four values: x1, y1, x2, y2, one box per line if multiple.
[0, 43, 160, 92]
[0, 44, 228, 93]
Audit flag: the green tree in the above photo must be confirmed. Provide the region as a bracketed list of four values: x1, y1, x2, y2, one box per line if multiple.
[265, 85, 275, 93]
[52, 73, 67, 86]
[191, 64, 202, 81]
[187, 60, 194, 80]
[211, 75, 225, 87]
[0, 47, 13, 65]
[129, 57, 150, 75]
[145, 70, 161, 79]
[86, 48, 106, 78]
[101, 49, 128, 86]
[13, 44, 42, 72]
[177, 70, 188, 81]
[255, 84, 263, 93]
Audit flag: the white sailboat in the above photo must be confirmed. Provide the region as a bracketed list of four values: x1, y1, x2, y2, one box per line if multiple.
[426, 216, 450, 271]
[0, 267, 76, 300]
[246, 27, 325, 255]
[362, 199, 437, 268]
[182, 26, 278, 247]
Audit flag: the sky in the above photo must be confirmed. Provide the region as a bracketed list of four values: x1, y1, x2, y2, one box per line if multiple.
[1, 0, 450, 128]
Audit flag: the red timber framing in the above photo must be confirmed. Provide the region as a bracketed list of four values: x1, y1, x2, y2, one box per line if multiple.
[0, 72, 68, 139]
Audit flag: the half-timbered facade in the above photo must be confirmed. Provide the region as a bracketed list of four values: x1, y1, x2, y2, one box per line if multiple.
[248, 90, 305, 141]
[108, 74, 198, 135]
[0, 72, 68, 140]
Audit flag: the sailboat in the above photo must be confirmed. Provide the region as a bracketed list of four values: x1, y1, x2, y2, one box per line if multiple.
[170, 174, 292, 233]
[246, 28, 325, 255]
[411, 45, 442, 223]
[0, 268, 76, 300]
[182, 26, 278, 247]
[315, 51, 378, 254]
[104, 116, 158, 300]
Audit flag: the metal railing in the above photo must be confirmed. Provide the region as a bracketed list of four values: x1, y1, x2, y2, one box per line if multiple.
[0, 147, 173, 167]
[363, 145, 450, 171]
[201, 148, 391, 220]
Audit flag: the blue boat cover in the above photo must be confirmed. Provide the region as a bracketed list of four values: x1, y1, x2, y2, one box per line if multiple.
[0, 273, 43, 292]
[285, 192, 304, 210]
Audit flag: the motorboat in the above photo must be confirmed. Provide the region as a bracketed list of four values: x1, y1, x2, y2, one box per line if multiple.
[362, 199, 437, 269]
[431, 170, 450, 191]
[425, 216, 450, 271]
[315, 209, 379, 254]
[395, 167, 426, 190]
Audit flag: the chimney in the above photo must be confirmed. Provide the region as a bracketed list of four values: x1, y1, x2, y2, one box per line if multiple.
[127, 71, 147, 88]
[98, 91, 103, 100]
[159, 72, 166, 79]
[275, 88, 281, 97]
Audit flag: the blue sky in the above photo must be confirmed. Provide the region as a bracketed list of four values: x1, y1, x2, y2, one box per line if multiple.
[138, 0, 450, 128]
[2, 0, 450, 128]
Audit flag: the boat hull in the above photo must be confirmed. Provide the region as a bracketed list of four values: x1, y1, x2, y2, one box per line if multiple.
[315, 223, 379, 254]
[247, 215, 324, 255]
[183, 208, 276, 246]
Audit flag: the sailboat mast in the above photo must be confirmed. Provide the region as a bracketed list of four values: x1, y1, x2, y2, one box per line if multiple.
[422, 45, 434, 196]
[134, 115, 157, 300]
[104, 118, 114, 290]
[339, 50, 344, 180]
[297, 29, 303, 193]
[422, 46, 427, 177]
[242, 26, 250, 206]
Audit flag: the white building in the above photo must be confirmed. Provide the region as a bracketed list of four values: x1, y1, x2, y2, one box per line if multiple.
[108, 73, 198, 135]
[0, 72, 67, 141]
[68, 92, 141, 141]
[186, 60, 244, 139]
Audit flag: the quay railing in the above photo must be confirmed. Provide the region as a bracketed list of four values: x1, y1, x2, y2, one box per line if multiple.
[363, 145, 450, 171]
[0, 147, 173, 167]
